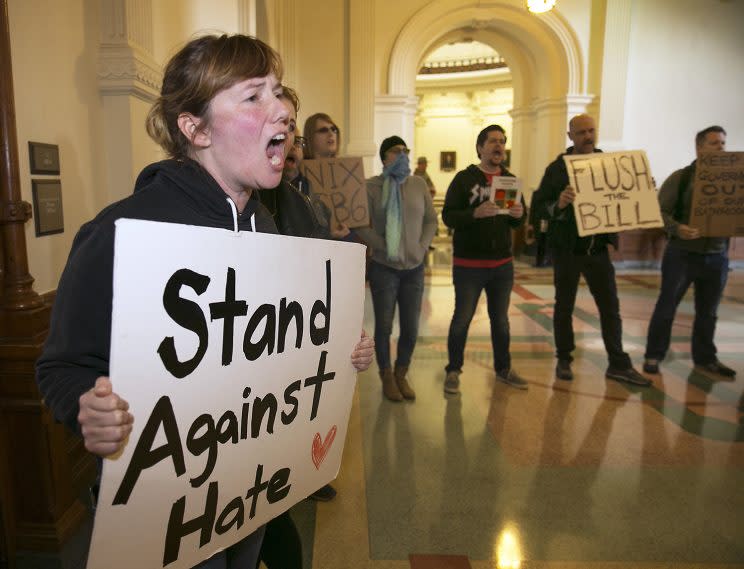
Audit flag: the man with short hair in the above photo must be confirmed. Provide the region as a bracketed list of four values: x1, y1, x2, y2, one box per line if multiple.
[533, 114, 650, 386]
[441, 125, 527, 394]
[643, 125, 735, 378]
[414, 156, 436, 198]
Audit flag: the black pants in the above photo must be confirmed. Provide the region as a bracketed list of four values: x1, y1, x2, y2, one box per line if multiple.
[552, 249, 631, 369]
[257, 511, 302, 569]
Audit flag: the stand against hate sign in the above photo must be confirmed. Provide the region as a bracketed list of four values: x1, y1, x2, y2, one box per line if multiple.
[86, 219, 366, 569]
[563, 150, 663, 236]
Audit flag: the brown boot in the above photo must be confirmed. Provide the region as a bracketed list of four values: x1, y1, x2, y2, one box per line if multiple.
[394, 366, 416, 400]
[380, 368, 403, 401]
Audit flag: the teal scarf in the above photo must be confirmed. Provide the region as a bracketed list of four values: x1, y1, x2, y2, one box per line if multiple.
[381, 153, 411, 261]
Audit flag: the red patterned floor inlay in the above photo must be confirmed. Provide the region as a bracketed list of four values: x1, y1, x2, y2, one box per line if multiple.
[512, 283, 541, 300]
[409, 554, 472, 569]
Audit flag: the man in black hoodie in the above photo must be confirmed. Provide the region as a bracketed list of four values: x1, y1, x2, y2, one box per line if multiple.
[533, 114, 650, 386]
[441, 125, 527, 394]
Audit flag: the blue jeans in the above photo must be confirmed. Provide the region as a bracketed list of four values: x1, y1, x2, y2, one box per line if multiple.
[645, 244, 729, 365]
[446, 263, 513, 373]
[368, 261, 425, 370]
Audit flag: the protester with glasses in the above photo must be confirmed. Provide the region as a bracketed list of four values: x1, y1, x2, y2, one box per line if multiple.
[258, 88, 348, 241]
[303, 112, 340, 159]
[260, 97, 351, 505]
[356, 136, 438, 401]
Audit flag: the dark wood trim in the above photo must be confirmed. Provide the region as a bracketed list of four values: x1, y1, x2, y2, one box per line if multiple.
[0, 0, 93, 557]
[0, 0, 41, 311]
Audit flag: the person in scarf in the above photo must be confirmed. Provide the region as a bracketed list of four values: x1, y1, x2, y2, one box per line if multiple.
[356, 136, 438, 401]
[441, 125, 528, 395]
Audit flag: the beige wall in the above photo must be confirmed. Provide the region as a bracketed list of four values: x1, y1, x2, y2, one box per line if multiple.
[6, 0, 744, 295]
[152, 0, 241, 64]
[374, 0, 429, 94]
[290, 0, 346, 149]
[9, 0, 105, 294]
[9, 0, 252, 294]
[622, 0, 744, 184]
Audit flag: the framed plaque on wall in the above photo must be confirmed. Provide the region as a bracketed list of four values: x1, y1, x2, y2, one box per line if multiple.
[440, 151, 456, 172]
[28, 141, 61, 175]
[31, 179, 64, 236]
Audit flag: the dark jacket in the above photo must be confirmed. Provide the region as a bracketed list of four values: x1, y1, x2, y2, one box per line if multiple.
[36, 159, 277, 433]
[533, 146, 618, 254]
[658, 160, 728, 254]
[442, 164, 525, 260]
[258, 176, 331, 239]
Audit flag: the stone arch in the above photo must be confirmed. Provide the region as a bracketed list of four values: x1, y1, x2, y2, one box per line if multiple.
[380, 0, 589, 189]
[387, 0, 584, 101]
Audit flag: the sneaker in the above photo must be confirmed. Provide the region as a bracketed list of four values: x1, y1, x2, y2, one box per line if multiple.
[606, 366, 652, 387]
[444, 370, 461, 394]
[643, 359, 659, 374]
[497, 368, 529, 390]
[695, 360, 736, 378]
[555, 359, 573, 380]
[309, 483, 337, 502]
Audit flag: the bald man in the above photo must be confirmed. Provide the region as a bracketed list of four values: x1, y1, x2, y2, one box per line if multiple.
[532, 114, 650, 387]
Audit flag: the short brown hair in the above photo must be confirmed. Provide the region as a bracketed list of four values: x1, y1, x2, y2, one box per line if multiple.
[695, 125, 726, 147]
[283, 86, 300, 114]
[146, 34, 283, 159]
[476, 125, 506, 158]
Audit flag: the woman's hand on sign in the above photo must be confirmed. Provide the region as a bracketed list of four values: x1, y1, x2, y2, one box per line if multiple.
[677, 224, 700, 240]
[508, 202, 524, 219]
[78, 376, 134, 457]
[331, 223, 351, 239]
[558, 187, 576, 209]
[351, 330, 374, 372]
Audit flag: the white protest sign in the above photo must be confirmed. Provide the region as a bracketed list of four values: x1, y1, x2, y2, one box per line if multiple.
[86, 219, 366, 569]
[564, 150, 663, 236]
[489, 176, 522, 214]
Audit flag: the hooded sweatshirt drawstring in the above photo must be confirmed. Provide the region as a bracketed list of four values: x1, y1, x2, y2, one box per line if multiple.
[226, 198, 239, 233]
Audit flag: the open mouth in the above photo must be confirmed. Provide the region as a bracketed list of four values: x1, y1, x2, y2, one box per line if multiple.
[267, 133, 286, 167]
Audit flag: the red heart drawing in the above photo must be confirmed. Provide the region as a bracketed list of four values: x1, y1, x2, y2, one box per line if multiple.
[311, 425, 337, 470]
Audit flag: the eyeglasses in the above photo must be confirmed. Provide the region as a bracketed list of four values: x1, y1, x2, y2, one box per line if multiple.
[293, 136, 307, 148]
[387, 147, 410, 156]
[315, 125, 339, 135]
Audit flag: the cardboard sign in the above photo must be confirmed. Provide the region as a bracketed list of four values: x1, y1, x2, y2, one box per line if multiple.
[489, 176, 522, 214]
[86, 219, 366, 569]
[689, 151, 744, 237]
[300, 157, 369, 228]
[564, 150, 663, 236]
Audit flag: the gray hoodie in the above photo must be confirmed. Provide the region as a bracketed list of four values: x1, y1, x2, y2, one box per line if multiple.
[356, 174, 438, 270]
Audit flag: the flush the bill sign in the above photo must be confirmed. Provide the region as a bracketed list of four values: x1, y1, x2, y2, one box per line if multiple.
[564, 150, 663, 236]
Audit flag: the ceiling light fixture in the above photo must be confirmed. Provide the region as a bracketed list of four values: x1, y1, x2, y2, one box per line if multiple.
[526, 0, 556, 13]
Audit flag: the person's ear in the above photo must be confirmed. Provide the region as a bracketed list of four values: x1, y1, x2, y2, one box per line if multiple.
[177, 113, 211, 148]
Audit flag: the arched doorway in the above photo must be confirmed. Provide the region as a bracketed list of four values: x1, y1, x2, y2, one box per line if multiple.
[414, 39, 514, 200]
[376, 0, 592, 195]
